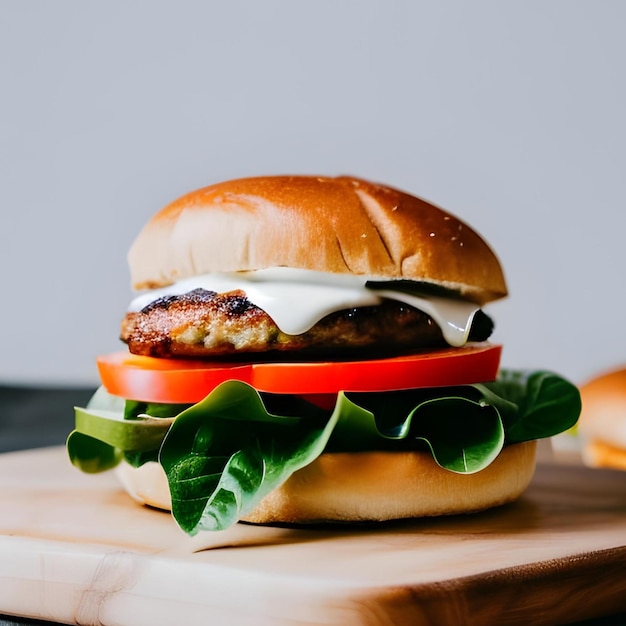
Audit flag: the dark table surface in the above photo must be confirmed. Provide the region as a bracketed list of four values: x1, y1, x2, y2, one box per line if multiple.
[0, 385, 95, 455]
[0, 384, 625, 626]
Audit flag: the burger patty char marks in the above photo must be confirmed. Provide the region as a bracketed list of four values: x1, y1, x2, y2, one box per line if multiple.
[120, 288, 493, 359]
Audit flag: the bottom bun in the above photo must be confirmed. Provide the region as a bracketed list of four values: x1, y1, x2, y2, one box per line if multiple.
[116, 441, 537, 524]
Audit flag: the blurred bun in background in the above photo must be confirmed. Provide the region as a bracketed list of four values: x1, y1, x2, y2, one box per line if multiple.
[578, 368, 626, 471]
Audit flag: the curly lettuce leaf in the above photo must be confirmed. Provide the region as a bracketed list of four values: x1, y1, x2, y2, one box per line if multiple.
[68, 369, 581, 533]
[339, 390, 505, 472]
[160, 384, 509, 534]
[159, 381, 338, 532]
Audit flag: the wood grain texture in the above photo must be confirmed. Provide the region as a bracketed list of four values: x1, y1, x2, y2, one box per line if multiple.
[0, 447, 625, 626]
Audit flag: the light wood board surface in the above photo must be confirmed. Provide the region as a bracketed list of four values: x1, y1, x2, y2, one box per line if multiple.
[1, 446, 625, 626]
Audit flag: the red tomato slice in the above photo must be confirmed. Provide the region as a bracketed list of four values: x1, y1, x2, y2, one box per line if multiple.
[97, 343, 502, 404]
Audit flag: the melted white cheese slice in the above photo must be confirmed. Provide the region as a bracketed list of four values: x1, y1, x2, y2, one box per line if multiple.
[128, 268, 481, 347]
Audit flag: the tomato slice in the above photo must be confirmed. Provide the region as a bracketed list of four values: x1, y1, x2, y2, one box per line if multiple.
[97, 343, 502, 404]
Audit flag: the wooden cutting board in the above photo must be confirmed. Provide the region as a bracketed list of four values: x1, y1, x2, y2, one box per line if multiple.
[1, 446, 625, 626]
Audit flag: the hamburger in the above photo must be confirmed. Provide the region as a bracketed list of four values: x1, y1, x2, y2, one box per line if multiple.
[578, 367, 626, 470]
[68, 175, 580, 534]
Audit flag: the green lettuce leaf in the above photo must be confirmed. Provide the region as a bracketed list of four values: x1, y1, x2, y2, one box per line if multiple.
[340, 390, 505, 472]
[67, 369, 581, 534]
[476, 370, 582, 442]
[122, 399, 190, 467]
[159, 381, 339, 533]
[66, 431, 123, 474]
[160, 384, 508, 534]
[67, 386, 176, 472]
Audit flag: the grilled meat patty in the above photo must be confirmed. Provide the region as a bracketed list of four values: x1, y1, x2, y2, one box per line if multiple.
[120, 288, 493, 359]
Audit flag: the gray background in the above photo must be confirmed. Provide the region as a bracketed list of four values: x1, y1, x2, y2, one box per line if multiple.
[1, 1, 624, 386]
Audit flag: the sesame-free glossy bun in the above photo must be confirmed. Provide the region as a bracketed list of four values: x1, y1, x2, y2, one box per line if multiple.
[128, 176, 507, 305]
[115, 441, 536, 525]
[578, 367, 626, 470]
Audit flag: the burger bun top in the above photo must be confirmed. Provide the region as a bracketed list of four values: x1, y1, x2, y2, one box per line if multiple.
[128, 175, 507, 305]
